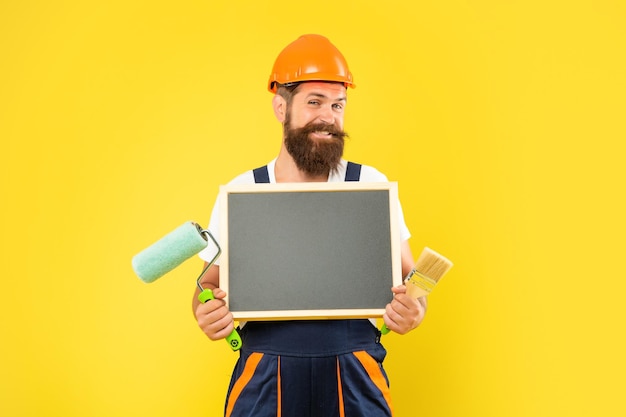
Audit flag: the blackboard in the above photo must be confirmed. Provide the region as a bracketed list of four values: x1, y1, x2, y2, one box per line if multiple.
[219, 182, 402, 320]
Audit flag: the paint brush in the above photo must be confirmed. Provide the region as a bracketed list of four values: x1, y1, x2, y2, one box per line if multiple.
[381, 247, 453, 334]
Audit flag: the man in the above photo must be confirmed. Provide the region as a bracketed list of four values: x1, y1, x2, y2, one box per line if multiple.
[193, 34, 426, 417]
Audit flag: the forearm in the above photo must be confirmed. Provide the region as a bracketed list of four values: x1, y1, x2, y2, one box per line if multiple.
[191, 263, 220, 314]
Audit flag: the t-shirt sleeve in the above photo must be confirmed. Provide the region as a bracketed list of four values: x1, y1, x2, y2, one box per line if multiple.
[197, 195, 221, 264]
[197, 170, 255, 264]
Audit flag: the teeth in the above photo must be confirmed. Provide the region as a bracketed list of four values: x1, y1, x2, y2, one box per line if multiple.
[310, 131, 333, 139]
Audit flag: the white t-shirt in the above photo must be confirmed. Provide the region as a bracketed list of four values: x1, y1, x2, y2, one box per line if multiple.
[198, 158, 411, 263]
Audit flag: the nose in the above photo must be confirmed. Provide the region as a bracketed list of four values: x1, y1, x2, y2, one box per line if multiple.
[318, 105, 335, 125]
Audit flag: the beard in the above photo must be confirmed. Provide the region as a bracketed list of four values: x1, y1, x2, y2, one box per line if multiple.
[283, 119, 348, 177]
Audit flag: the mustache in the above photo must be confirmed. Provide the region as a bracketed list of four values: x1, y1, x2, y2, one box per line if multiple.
[292, 121, 348, 140]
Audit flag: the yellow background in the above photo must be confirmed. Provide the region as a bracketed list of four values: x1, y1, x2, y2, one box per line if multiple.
[2, 1, 625, 416]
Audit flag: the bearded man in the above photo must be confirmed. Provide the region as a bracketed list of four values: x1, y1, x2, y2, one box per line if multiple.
[192, 35, 426, 417]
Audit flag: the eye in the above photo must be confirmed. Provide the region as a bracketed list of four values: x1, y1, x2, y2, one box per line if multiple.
[332, 103, 344, 111]
[308, 100, 320, 105]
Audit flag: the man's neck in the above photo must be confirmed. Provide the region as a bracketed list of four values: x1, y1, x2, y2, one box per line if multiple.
[274, 145, 329, 183]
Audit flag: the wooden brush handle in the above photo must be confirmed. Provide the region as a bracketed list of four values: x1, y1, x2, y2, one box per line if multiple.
[405, 280, 430, 298]
[404, 269, 436, 299]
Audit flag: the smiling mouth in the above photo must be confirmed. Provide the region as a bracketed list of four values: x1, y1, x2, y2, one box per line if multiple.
[310, 131, 335, 139]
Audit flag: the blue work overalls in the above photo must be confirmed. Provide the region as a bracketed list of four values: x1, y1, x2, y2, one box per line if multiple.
[224, 163, 393, 417]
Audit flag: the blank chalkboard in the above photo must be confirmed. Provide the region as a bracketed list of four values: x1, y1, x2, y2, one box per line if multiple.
[219, 182, 402, 320]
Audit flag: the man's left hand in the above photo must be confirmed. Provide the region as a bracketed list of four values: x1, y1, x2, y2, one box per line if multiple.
[382, 285, 427, 335]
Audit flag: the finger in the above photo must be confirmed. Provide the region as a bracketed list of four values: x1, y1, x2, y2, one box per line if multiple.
[382, 312, 397, 332]
[195, 298, 226, 317]
[207, 314, 235, 341]
[383, 306, 410, 335]
[204, 304, 231, 323]
[391, 293, 416, 313]
[384, 303, 403, 327]
[391, 285, 407, 295]
[211, 287, 227, 299]
[198, 306, 234, 339]
[395, 296, 425, 324]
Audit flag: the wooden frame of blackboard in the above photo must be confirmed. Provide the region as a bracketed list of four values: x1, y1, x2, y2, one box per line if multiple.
[219, 181, 402, 321]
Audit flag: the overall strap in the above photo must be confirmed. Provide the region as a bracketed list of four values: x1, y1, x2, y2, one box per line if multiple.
[345, 161, 362, 181]
[252, 165, 270, 183]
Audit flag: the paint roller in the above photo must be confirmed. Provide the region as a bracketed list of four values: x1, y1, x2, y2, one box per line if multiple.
[132, 221, 242, 351]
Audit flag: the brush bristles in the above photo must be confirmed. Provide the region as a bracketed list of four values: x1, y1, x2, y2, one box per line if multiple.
[414, 247, 453, 282]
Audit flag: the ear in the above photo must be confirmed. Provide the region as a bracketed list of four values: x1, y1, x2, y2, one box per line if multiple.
[272, 94, 287, 123]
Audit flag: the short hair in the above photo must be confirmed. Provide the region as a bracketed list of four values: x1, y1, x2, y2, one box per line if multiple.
[275, 83, 302, 108]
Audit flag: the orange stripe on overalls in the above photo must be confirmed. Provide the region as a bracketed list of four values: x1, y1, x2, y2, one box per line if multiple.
[353, 351, 394, 416]
[225, 352, 264, 417]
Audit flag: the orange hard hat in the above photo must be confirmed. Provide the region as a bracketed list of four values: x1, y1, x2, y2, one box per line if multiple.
[267, 34, 355, 93]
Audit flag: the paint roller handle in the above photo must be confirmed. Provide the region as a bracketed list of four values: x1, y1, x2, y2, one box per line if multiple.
[198, 289, 242, 351]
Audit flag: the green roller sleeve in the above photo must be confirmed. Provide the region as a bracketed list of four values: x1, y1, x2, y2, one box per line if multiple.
[132, 222, 240, 351]
[132, 222, 208, 283]
[198, 289, 242, 351]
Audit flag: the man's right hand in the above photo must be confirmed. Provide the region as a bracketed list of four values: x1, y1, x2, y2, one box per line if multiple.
[195, 288, 236, 341]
